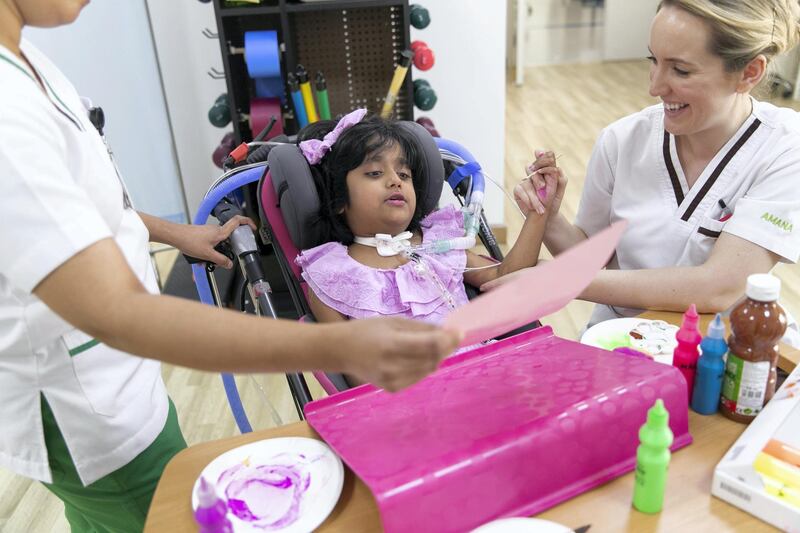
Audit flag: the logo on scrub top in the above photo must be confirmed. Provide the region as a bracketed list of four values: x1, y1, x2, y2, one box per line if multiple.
[760, 212, 793, 233]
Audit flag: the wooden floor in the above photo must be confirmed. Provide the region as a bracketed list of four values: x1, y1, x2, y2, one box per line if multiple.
[2, 60, 799, 532]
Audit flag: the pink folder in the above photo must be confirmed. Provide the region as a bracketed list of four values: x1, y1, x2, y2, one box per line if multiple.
[306, 327, 692, 532]
[446, 220, 626, 347]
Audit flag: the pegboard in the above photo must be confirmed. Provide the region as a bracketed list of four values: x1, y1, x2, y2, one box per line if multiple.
[213, 0, 413, 141]
[288, 5, 412, 120]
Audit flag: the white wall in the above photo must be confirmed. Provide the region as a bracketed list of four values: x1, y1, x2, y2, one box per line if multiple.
[604, 0, 659, 61]
[145, 0, 228, 219]
[412, 0, 507, 225]
[24, 1, 187, 223]
[508, 0, 660, 67]
[511, 0, 604, 67]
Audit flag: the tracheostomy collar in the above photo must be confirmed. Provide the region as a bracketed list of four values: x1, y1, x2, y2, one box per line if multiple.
[353, 231, 413, 257]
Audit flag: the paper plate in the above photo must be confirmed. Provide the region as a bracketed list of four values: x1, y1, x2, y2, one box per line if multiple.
[580, 317, 678, 365]
[471, 517, 573, 533]
[191, 437, 344, 532]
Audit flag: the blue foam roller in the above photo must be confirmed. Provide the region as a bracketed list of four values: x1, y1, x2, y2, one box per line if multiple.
[254, 77, 285, 101]
[244, 31, 281, 78]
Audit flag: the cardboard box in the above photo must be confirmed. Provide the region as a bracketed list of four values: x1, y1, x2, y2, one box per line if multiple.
[712, 365, 800, 532]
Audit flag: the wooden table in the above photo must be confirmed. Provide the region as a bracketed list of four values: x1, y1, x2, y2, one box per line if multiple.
[145, 416, 781, 532]
[146, 313, 799, 532]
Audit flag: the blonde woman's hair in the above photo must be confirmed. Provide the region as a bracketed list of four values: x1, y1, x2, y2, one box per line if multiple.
[658, 0, 800, 71]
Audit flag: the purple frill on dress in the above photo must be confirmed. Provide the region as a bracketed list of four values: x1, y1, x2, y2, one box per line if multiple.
[296, 205, 469, 324]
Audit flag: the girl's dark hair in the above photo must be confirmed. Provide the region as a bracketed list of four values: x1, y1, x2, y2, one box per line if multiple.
[296, 114, 428, 245]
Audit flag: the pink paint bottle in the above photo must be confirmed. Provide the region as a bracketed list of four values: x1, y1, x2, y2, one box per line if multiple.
[194, 477, 233, 533]
[672, 303, 702, 401]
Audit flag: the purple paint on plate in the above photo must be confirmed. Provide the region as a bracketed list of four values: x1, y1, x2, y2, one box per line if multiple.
[216, 453, 319, 530]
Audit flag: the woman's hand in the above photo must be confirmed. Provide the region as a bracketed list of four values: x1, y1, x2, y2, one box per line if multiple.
[515, 150, 567, 217]
[173, 216, 257, 269]
[334, 317, 462, 392]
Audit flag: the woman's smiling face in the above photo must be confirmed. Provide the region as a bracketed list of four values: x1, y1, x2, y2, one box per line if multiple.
[647, 5, 744, 138]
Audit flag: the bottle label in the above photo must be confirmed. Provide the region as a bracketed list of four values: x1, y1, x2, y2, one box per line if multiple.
[721, 353, 770, 416]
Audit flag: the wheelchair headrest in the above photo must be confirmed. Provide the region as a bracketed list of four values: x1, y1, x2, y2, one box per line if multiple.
[267, 121, 444, 251]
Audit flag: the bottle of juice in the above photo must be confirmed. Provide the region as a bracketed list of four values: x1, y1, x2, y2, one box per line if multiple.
[720, 274, 787, 423]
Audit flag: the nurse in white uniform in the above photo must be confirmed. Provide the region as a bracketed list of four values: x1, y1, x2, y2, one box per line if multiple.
[0, 1, 459, 530]
[509, 0, 800, 335]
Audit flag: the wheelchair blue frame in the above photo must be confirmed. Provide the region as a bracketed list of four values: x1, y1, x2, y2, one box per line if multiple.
[192, 165, 266, 434]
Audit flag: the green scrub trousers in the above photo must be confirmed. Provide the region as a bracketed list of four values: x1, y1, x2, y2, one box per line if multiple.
[40, 396, 187, 533]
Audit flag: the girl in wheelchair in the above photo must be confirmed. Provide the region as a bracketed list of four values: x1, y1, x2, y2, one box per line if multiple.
[295, 109, 558, 329]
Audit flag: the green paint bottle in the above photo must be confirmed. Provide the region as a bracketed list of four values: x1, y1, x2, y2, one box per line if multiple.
[632, 399, 674, 513]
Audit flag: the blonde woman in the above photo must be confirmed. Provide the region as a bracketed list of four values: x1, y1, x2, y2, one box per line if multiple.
[504, 0, 800, 341]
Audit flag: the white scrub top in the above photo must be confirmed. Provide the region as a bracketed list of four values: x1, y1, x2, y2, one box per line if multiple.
[576, 100, 800, 327]
[0, 40, 169, 485]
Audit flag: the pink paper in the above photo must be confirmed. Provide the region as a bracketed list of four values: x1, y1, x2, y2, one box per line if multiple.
[445, 220, 627, 347]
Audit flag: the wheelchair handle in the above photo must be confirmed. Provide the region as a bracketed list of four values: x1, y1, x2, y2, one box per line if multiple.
[211, 200, 258, 257]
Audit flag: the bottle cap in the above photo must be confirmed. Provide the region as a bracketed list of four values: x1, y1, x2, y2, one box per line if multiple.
[640, 399, 674, 448]
[647, 399, 668, 426]
[196, 477, 219, 508]
[745, 273, 781, 302]
[706, 313, 725, 339]
[681, 303, 699, 329]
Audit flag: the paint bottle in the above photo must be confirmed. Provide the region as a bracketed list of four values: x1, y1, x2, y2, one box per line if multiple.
[194, 477, 233, 533]
[672, 303, 702, 401]
[691, 313, 727, 414]
[632, 399, 673, 514]
[721, 274, 787, 423]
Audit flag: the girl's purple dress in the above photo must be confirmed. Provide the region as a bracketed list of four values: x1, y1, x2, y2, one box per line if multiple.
[296, 205, 469, 324]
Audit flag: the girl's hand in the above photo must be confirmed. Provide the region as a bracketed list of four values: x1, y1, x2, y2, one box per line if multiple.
[173, 216, 257, 269]
[515, 150, 567, 217]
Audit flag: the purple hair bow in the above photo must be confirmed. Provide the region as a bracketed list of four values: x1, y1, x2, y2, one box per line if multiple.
[298, 108, 368, 164]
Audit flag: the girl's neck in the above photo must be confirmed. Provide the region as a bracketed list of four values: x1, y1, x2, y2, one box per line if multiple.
[353, 228, 410, 239]
[678, 95, 753, 162]
[0, 2, 23, 58]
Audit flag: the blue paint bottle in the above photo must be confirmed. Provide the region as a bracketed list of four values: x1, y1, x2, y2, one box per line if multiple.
[691, 313, 727, 415]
